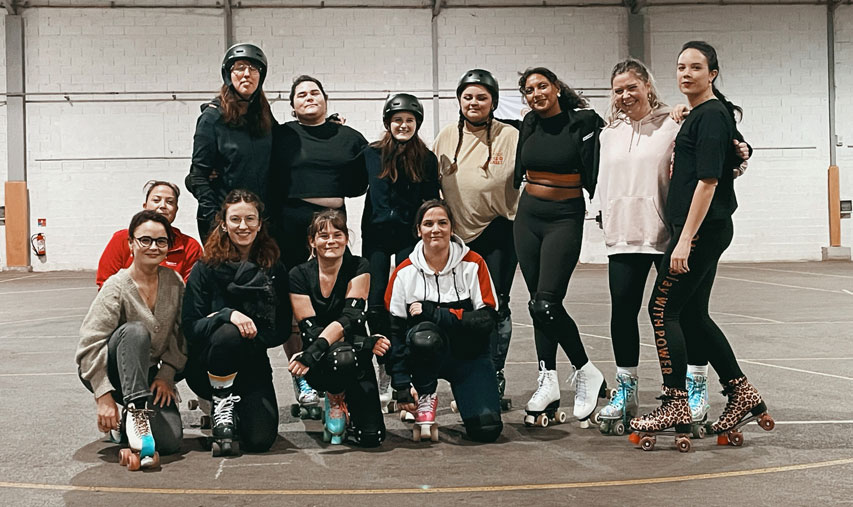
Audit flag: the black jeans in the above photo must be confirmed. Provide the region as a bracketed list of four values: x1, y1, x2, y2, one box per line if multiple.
[514, 191, 588, 370]
[78, 322, 183, 455]
[648, 218, 743, 389]
[467, 217, 518, 371]
[185, 323, 279, 452]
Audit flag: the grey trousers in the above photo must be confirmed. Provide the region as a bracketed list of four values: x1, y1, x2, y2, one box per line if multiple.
[79, 321, 183, 455]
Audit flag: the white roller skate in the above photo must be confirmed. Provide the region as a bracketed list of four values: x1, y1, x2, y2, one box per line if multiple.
[570, 361, 608, 428]
[687, 371, 711, 438]
[597, 373, 638, 436]
[413, 392, 439, 442]
[524, 361, 567, 428]
[290, 376, 322, 420]
[376, 364, 394, 413]
[119, 402, 160, 470]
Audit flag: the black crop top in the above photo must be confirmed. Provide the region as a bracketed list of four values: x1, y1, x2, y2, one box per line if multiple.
[518, 111, 583, 174]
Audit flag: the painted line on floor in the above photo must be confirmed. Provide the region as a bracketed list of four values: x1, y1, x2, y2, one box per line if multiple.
[740, 360, 853, 381]
[0, 314, 84, 326]
[726, 265, 853, 280]
[774, 420, 853, 425]
[843, 290, 853, 296]
[709, 311, 783, 324]
[0, 274, 39, 283]
[1, 457, 851, 496]
[716, 276, 842, 294]
[0, 286, 92, 296]
[580, 332, 656, 349]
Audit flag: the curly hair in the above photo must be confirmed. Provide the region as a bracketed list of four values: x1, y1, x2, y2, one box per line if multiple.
[518, 67, 588, 113]
[201, 189, 279, 269]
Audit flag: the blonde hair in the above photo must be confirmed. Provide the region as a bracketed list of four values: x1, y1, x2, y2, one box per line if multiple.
[606, 58, 666, 126]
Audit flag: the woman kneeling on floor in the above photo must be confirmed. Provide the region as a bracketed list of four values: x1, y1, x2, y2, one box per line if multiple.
[288, 209, 390, 446]
[385, 199, 503, 443]
[182, 189, 292, 455]
[77, 210, 186, 469]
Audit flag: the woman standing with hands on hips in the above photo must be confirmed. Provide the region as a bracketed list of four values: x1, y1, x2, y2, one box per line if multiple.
[513, 67, 608, 428]
[629, 42, 773, 449]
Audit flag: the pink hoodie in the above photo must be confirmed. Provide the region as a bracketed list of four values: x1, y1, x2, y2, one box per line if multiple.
[597, 107, 680, 255]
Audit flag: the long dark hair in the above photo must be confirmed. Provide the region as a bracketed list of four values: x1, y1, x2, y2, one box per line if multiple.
[202, 189, 279, 269]
[518, 67, 588, 114]
[680, 41, 742, 122]
[217, 84, 273, 137]
[370, 131, 430, 183]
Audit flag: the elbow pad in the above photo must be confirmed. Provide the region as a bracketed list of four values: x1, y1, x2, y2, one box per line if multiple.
[298, 317, 323, 347]
[296, 338, 329, 369]
[336, 297, 367, 336]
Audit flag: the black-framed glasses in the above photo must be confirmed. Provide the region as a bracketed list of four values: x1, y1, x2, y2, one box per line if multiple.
[134, 236, 169, 249]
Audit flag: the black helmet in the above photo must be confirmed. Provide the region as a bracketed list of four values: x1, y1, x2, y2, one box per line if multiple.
[456, 69, 499, 108]
[221, 43, 268, 89]
[383, 93, 424, 129]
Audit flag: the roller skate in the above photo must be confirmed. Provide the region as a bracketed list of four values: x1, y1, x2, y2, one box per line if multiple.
[322, 392, 349, 445]
[570, 361, 608, 428]
[187, 398, 212, 429]
[210, 388, 241, 457]
[710, 377, 775, 447]
[377, 365, 395, 414]
[628, 385, 692, 452]
[118, 402, 160, 470]
[524, 362, 567, 428]
[412, 392, 439, 442]
[686, 372, 711, 439]
[497, 369, 512, 411]
[597, 373, 638, 436]
[290, 376, 322, 420]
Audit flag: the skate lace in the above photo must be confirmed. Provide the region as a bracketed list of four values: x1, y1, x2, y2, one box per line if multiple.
[296, 377, 314, 395]
[378, 371, 392, 392]
[328, 393, 349, 420]
[530, 368, 551, 405]
[719, 385, 738, 417]
[570, 368, 587, 405]
[607, 383, 626, 409]
[213, 394, 241, 426]
[417, 393, 437, 416]
[128, 406, 154, 436]
[688, 375, 707, 408]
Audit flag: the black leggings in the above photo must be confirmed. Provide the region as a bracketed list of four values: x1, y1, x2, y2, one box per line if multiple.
[185, 323, 279, 452]
[648, 218, 743, 389]
[467, 217, 518, 371]
[305, 341, 386, 447]
[363, 223, 416, 322]
[514, 191, 588, 370]
[609, 253, 662, 368]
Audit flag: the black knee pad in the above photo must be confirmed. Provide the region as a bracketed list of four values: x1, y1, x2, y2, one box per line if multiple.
[528, 293, 566, 332]
[463, 412, 503, 443]
[325, 342, 358, 376]
[406, 322, 445, 359]
[352, 427, 385, 448]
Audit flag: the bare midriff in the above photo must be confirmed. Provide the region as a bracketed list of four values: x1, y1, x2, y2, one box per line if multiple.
[524, 171, 583, 201]
[302, 197, 345, 209]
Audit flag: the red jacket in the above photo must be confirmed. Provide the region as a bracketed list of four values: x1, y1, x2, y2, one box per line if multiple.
[96, 226, 203, 289]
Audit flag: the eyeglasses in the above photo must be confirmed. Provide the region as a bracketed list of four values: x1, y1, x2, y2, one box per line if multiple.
[231, 63, 260, 75]
[134, 236, 170, 249]
[228, 215, 259, 227]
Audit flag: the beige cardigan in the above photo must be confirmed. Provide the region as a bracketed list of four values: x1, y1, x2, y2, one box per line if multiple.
[76, 267, 187, 399]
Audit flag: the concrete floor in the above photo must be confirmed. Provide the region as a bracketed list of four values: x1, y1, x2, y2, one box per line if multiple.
[1, 262, 852, 506]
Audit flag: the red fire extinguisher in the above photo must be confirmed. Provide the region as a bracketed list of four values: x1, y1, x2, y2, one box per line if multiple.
[31, 233, 46, 256]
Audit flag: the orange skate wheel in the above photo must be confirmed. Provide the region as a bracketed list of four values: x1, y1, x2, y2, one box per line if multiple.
[127, 453, 141, 471]
[676, 436, 691, 453]
[759, 413, 775, 431]
[628, 432, 641, 445]
[729, 431, 744, 447]
[118, 448, 132, 467]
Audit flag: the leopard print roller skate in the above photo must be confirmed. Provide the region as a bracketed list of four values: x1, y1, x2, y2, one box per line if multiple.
[711, 376, 775, 447]
[628, 385, 693, 452]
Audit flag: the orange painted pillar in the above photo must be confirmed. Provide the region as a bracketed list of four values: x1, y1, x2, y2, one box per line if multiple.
[4, 181, 29, 268]
[828, 165, 841, 248]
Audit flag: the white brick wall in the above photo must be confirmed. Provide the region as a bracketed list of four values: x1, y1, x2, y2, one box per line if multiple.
[0, 4, 848, 270]
[649, 5, 832, 262]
